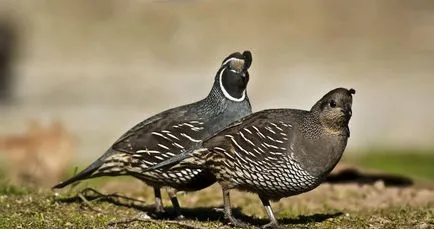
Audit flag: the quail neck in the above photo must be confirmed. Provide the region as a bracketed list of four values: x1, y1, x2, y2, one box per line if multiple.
[198, 51, 252, 133]
[300, 88, 355, 177]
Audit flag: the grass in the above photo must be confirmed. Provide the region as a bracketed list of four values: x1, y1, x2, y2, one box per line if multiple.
[345, 148, 434, 181]
[0, 185, 432, 229]
[1, 149, 434, 228]
[0, 184, 29, 196]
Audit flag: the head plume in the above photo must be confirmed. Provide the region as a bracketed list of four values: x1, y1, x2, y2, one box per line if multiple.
[221, 50, 253, 72]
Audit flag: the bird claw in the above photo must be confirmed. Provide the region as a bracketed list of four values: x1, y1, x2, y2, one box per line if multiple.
[135, 212, 152, 220]
[213, 207, 225, 213]
[225, 217, 249, 228]
[155, 205, 165, 213]
[173, 214, 185, 220]
[261, 221, 283, 229]
[107, 212, 152, 226]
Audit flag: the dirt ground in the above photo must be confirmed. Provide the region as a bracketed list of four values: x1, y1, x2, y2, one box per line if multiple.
[94, 164, 434, 214]
[1, 165, 432, 229]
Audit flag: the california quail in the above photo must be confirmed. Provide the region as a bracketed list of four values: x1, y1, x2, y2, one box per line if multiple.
[148, 88, 355, 228]
[52, 51, 253, 218]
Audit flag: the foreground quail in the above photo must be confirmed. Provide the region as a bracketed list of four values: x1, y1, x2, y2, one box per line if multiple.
[149, 88, 355, 228]
[53, 51, 253, 218]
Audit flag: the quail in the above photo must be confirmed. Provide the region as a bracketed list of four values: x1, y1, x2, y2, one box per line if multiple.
[148, 88, 355, 228]
[52, 51, 254, 218]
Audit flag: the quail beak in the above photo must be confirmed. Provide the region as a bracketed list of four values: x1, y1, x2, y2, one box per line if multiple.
[241, 71, 249, 85]
[342, 106, 352, 118]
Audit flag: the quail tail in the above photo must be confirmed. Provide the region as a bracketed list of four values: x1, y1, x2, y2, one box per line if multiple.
[52, 150, 114, 189]
[52, 162, 100, 189]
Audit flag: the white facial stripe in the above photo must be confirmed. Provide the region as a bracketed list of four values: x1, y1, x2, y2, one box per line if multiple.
[219, 66, 246, 102]
[222, 57, 243, 67]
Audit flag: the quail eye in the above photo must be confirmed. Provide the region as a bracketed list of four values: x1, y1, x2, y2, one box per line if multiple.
[329, 100, 337, 108]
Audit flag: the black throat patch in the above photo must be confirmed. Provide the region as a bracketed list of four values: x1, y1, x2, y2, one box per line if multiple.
[220, 67, 247, 101]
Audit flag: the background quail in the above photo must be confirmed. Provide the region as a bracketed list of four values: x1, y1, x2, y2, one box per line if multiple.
[52, 50, 253, 218]
[149, 87, 355, 228]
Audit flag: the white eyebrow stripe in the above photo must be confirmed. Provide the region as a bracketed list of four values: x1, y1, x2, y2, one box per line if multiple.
[222, 57, 242, 66]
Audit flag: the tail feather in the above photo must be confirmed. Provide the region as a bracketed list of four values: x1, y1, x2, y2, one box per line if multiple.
[52, 149, 117, 189]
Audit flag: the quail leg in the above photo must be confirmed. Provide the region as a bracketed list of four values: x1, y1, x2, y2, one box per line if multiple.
[167, 188, 185, 220]
[154, 187, 165, 213]
[222, 187, 249, 227]
[259, 195, 282, 229]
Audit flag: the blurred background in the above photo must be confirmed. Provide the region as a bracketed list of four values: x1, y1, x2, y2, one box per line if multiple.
[0, 0, 433, 187]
